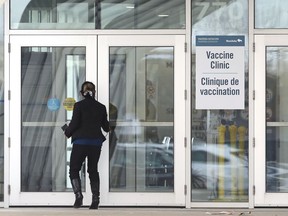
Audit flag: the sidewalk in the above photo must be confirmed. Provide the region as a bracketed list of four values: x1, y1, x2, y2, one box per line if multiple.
[0, 208, 288, 216]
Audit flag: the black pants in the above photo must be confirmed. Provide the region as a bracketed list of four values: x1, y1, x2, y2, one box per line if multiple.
[69, 144, 102, 182]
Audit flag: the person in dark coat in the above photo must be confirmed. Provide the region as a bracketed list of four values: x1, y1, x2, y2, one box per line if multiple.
[64, 81, 110, 209]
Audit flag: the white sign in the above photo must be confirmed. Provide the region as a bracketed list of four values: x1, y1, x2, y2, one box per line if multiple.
[196, 35, 245, 110]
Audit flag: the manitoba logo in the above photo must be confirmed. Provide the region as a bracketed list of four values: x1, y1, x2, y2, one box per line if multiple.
[226, 38, 243, 43]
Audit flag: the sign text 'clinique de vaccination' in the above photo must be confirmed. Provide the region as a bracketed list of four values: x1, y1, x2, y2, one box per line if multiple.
[196, 35, 245, 109]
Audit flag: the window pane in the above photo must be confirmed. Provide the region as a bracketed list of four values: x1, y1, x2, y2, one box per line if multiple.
[11, 0, 96, 29]
[21, 47, 85, 192]
[101, 0, 185, 29]
[191, 0, 249, 202]
[255, 0, 288, 28]
[10, 0, 185, 30]
[109, 47, 174, 192]
[266, 47, 288, 192]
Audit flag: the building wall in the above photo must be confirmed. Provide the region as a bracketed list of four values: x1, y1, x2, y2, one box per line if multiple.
[1, 0, 288, 208]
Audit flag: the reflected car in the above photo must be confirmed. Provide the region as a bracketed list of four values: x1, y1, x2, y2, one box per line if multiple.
[109, 139, 174, 191]
[191, 137, 249, 199]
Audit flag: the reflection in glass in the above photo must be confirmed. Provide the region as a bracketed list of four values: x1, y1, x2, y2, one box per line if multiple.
[101, 0, 185, 29]
[0, 4, 3, 201]
[192, 0, 248, 35]
[191, 0, 249, 202]
[255, 0, 288, 29]
[266, 47, 288, 192]
[21, 47, 85, 192]
[10, 0, 185, 30]
[109, 47, 174, 192]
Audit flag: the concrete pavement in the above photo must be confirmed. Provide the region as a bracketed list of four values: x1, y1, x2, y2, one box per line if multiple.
[0, 208, 288, 216]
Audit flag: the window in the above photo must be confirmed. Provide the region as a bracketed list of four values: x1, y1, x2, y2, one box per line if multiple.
[10, 0, 185, 30]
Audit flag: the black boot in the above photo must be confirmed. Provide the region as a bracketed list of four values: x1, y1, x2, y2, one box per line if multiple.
[89, 180, 100, 209]
[71, 178, 83, 208]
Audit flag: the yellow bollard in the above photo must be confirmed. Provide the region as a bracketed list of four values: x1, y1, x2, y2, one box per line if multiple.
[229, 124, 238, 197]
[217, 124, 226, 199]
[238, 125, 247, 197]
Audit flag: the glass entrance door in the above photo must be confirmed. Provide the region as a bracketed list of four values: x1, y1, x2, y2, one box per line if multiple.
[255, 35, 288, 206]
[8, 34, 185, 206]
[98, 35, 186, 206]
[9, 35, 97, 205]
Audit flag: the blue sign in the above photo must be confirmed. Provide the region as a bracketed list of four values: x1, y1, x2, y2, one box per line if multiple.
[47, 98, 60, 111]
[196, 35, 245, 46]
